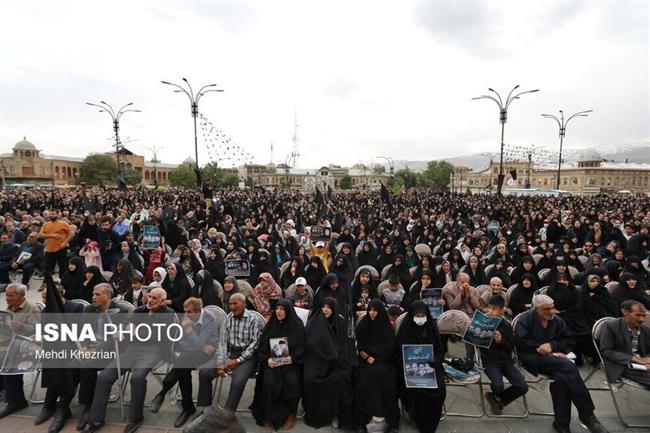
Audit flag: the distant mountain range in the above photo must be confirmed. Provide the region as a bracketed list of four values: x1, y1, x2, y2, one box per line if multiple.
[390, 143, 649, 172]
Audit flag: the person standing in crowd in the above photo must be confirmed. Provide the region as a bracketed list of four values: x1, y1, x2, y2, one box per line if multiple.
[251, 299, 305, 430]
[197, 293, 260, 413]
[396, 300, 446, 433]
[82, 287, 176, 433]
[303, 297, 355, 429]
[599, 300, 650, 388]
[150, 297, 219, 427]
[0, 283, 39, 418]
[355, 299, 400, 433]
[514, 295, 608, 433]
[481, 296, 529, 415]
[38, 209, 74, 277]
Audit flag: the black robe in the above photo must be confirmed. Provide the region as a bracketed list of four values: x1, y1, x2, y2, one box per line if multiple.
[303, 297, 354, 429]
[61, 256, 86, 301]
[78, 266, 105, 303]
[191, 269, 223, 308]
[355, 299, 399, 428]
[161, 264, 191, 312]
[251, 299, 305, 429]
[396, 301, 446, 433]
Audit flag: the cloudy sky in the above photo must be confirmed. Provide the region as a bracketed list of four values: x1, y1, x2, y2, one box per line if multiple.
[0, 0, 648, 169]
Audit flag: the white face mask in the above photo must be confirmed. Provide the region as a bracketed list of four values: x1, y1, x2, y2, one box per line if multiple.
[413, 316, 427, 326]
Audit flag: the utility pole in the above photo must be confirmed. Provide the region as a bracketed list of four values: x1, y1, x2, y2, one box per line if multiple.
[481, 152, 498, 190]
[146, 145, 164, 188]
[291, 108, 300, 168]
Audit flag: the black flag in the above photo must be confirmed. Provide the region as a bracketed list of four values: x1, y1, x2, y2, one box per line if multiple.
[327, 185, 336, 203]
[315, 187, 324, 205]
[117, 173, 127, 191]
[49, 189, 56, 209]
[380, 183, 392, 210]
[510, 169, 517, 180]
[41, 272, 67, 389]
[194, 168, 203, 190]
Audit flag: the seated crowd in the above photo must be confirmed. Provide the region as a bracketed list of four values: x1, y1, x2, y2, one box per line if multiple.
[0, 187, 649, 433]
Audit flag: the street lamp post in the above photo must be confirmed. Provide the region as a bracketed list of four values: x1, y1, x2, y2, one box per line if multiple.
[161, 78, 224, 188]
[541, 109, 593, 189]
[472, 85, 539, 194]
[86, 101, 140, 179]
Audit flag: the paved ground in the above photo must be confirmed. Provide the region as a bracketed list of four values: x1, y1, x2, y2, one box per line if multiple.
[1, 277, 649, 432]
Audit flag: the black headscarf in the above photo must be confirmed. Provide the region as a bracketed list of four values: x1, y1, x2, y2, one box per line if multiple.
[356, 299, 395, 362]
[222, 276, 240, 313]
[80, 265, 106, 303]
[110, 258, 135, 295]
[191, 269, 223, 308]
[162, 263, 191, 312]
[61, 256, 86, 300]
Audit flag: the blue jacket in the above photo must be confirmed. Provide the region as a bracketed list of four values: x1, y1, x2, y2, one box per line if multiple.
[0, 242, 19, 264]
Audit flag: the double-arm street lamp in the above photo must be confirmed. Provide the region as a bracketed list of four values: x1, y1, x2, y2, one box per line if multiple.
[472, 85, 539, 194]
[86, 101, 140, 178]
[161, 78, 224, 188]
[541, 109, 593, 189]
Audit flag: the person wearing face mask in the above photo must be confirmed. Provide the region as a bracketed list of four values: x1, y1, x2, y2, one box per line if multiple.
[354, 299, 399, 433]
[38, 209, 74, 277]
[251, 299, 306, 431]
[303, 297, 355, 429]
[396, 301, 446, 433]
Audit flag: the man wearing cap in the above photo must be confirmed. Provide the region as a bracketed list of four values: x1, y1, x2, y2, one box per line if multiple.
[514, 295, 608, 433]
[287, 277, 313, 310]
[311, 240, 331, 272]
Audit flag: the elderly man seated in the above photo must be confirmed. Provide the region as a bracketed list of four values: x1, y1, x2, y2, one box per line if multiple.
[514, 294, 608, 433]
[599, 300, 650, 388]
[442, 272, 480, 317]
[480, 276, 506, 313]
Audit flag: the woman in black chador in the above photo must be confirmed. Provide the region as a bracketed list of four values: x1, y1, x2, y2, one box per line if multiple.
[303, 297, 355, 429]
[251, 299, 305, 431]
[355, 299, 399, 433]
[396, 300, 446, 433]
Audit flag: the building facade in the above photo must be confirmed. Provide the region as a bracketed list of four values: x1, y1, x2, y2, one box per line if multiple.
[451, 150, 650, 195]
[239, 162, 390, 190]
[1, 138, 180, 187]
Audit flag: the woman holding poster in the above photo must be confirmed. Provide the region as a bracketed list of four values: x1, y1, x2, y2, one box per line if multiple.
[251, 299, 305, 431]
[396, 301, 446, 433]
[355, 299, 399, 433]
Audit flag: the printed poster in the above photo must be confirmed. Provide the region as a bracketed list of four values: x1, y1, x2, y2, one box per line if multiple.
[142, 225, 161, 249]
[421, 289, 443, 319]
[462, 310, 502, 349]
[402, 344, 438, 389]
[270, 337, 290, 365]
[225, 258, 251, 278]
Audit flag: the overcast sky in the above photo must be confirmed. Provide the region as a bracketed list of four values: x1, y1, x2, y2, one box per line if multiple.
[1, 0, 648, 168]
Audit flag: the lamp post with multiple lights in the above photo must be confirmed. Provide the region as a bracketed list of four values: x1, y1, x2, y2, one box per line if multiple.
[161, 78, 223, 188]
[541, 109, 593, 189]
[472, 85, 539, 194]
[86, 101, 140, 178]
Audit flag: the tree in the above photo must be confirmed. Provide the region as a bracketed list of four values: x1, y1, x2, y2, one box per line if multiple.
[124, 167, 142, 185]
[339, 175, 353, 190]
[394, 169, 418, 189]
[202, 162, 225, 186]
[418, 160, 454, 188]
[169, 165, 196, 188]
[79, 154, 117, 186]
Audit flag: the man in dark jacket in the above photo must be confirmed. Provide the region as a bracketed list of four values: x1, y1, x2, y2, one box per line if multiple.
[599, 300, 650, 388]
[8, 232, 44, 286]
[82, 287, 176, 433]
[0, 232, 19, 289]
[481, 295, 528, 414]
[514, 295, 607, 433]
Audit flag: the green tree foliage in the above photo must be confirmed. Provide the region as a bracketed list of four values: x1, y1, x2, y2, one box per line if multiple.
[222, 174, 240, 188]
[79, 154, 117, 186]
[394, 169, 419, 189]
[202, 162, 225, 186]
[339, 175, 353, 190]
[418, 161, 454, 188]
[124, 167, 142, 185]
[169, 165, 196, 188]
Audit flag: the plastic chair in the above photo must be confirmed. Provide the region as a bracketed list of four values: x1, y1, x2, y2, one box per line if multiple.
[436, 310, 484, 418]
[592, 317, 650, 429]
[354, 265, 380, 281]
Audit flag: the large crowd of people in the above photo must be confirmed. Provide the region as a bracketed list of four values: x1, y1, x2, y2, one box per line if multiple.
[0, 186, 649, 433]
